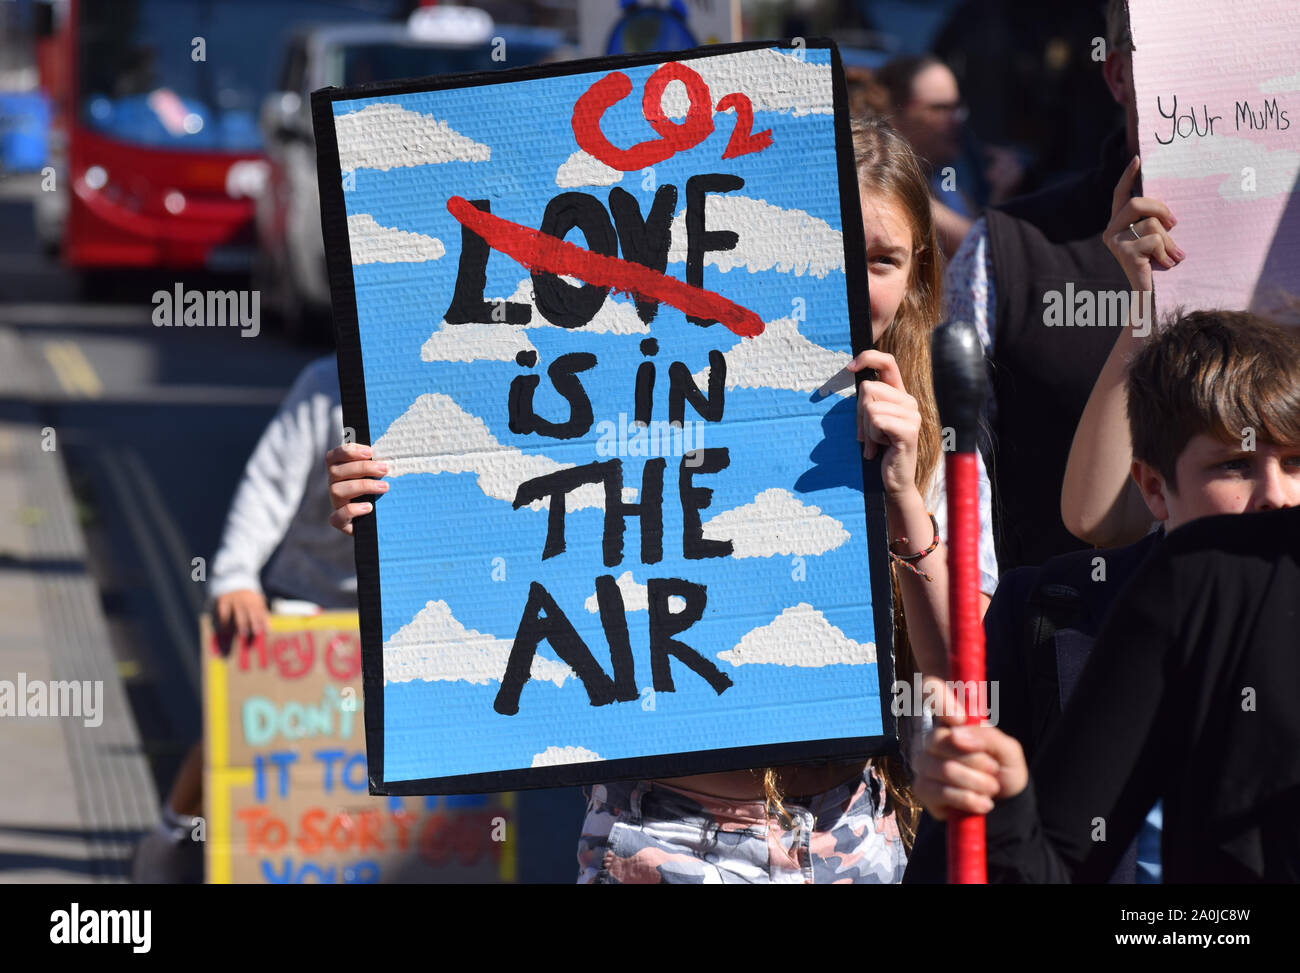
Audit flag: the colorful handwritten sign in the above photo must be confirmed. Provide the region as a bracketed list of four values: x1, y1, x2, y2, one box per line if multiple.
[202, 613, 515, 882]
[312, 41, 895, 793]
[1131, 0, 1300, 319]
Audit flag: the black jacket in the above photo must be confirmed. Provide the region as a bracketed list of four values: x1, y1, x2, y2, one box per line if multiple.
[903, 529, 1163, 884]
[989, 508, 1300, 883]
[983, 127, 1133, 571]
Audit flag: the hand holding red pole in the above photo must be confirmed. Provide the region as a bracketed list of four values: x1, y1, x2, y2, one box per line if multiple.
[930, 319, 988, 885]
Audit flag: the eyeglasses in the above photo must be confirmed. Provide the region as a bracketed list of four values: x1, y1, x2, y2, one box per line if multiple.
[914, 101, 969, 123]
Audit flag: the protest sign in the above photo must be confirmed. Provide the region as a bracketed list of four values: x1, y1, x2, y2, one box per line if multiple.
[202, 613, 515, 882]
[1131, 0, 1300, 319]
[312, 40, 895, 794]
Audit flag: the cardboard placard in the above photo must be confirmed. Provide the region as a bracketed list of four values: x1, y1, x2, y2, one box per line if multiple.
[312, 40, 895, 794]
[202, 614, 515, 882]
[1131, 0, 1300, 319]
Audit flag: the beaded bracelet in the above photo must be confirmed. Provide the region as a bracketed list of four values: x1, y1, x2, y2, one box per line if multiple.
[889, 512, 940, 582]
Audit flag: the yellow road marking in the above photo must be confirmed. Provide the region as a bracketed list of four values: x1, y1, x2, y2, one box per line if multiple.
[43, 341, 103, 398]
[43, 343, 76, 395]
[62, 341, 104, 396]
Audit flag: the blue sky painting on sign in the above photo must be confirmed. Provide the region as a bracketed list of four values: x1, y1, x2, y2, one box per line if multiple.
[324, 45, 889, 785]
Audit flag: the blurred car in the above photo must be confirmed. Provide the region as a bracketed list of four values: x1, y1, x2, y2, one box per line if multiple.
[29, 0, 415, 293]
[255, 6, 565, 341]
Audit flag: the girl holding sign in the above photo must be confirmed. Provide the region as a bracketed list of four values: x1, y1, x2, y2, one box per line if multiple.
[571, 116, 998, 884]
[325, 117, 998, 884]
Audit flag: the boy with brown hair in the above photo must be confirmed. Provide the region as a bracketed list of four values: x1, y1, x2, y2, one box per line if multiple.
[1124, 310, 1299, 529]
[904, 308, 1300, 883]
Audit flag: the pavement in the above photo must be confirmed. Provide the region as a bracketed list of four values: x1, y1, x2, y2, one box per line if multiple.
[0, 171, 587, 884]
[0, 170, 314, 885]
[0, 316, 159, 882]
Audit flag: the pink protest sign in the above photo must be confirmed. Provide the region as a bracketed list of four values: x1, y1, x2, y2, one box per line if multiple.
[1130, 0, 1300, 320]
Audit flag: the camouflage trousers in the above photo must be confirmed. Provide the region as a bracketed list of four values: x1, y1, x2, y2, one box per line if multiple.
[576, 767, 908, 884]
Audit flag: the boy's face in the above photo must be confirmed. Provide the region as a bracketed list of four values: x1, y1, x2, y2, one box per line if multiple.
[1133, 433, 1300, 532]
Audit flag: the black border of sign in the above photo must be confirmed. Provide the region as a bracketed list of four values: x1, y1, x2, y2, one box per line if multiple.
[312, 38, 898, 795]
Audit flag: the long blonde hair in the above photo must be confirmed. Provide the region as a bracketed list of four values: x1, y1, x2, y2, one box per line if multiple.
[852, 114, 944, 495]
[762, 116, 944, 852]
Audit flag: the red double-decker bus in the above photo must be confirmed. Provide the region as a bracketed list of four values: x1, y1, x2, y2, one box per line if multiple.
[35, 0, 407, 282]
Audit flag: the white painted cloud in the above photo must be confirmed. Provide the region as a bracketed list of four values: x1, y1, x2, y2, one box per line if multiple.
[335, 103, 491, 171]
[1143, 134, 1299, 201]
[373, 392, 632, 511]
[668, 195, 843, 278]
[693, 317, 853, 397]
[507, 278, 650, 335]
[531, 745, 603, 767]
[420, 321, 536, 363]
[583, 570, 685, 613]
[660, 49, 832, 117]
[556, 150, 623, 188]
[702, 488, 849, 558]
[718, 603, 875, 668]
[348, 213, 445, 265]
[584, 571, 646, 613]
[417, 279, 647, 362]
[1260, 71, 1300, 93]
[383, 599, 572, 686]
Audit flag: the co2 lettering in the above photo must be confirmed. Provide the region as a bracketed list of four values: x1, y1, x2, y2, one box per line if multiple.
[572, 61, 771, 171]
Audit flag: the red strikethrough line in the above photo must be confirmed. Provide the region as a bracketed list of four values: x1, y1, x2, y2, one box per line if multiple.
[446, 195, 764, 338]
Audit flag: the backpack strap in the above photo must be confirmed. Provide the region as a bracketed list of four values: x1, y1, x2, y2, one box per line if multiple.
[1019, 566, 1088, 765]
[1018, 547, 1143, 885]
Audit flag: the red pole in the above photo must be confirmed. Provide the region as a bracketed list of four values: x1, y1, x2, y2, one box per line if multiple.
[932, 320, 988, 885]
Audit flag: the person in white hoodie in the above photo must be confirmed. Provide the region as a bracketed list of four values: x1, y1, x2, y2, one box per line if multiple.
[133, 353, 355, 882]
[208, 353, 357, 625]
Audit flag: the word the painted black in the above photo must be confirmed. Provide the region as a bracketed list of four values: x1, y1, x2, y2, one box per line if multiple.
[514, 449, 732, 565]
